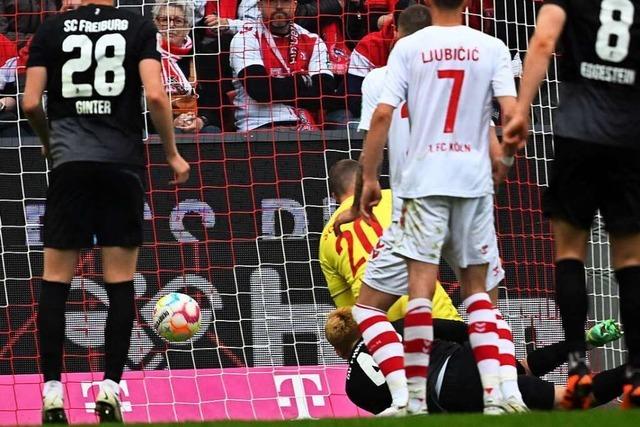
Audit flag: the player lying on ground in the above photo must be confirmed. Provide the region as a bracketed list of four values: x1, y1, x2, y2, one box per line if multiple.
[326, 307, 625, 414]
[504, 0, 640, 410]
[23, 0, 189, 423]
[357, 0, 521, 415]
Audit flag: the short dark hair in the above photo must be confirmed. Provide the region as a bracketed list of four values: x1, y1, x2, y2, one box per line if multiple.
[431, 0, 466, 11]
[393, 0, 417, 27]
[328, 159, 359, 199]
[397, 4, 432, 35]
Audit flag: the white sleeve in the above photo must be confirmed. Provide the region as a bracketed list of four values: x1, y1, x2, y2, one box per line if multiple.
[492, 41, 517, 98]
[229, 29, 264, 77]
[358, 71, 381, 132]
[309, 36, 333, 77]
[377, 39, 409, 108]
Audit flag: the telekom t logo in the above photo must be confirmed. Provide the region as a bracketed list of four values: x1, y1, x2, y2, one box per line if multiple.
[273, 374, 325, 419]
[80, 381, 132, 413]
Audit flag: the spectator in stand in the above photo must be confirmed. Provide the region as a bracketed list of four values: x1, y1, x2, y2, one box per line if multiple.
[153, 1, 221, 133]
[0, 0, 59, 49]
[296, 0, 353, 128]
[229, 0, 334, 131]
[346, 0, 415, 117]
[194, 0, 261, 133]
[201, 0, 259, 36]
[0, 31, 33, 137]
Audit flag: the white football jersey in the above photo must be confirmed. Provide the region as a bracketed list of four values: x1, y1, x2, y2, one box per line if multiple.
[358, 66, 410, 222]
[379, 25, 516, 198]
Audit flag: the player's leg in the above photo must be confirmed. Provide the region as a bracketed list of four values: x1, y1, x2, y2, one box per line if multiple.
[404, 259, 438, 413]
[40, 249, 79, 424]
[393, 197, 447, 414]
[543, 136, 599, 408]
[610, 233, 640, 407]
[40, 162, 96, 424]
[453, 195, 509, 413]
[486, 258, 526, 410]
[596, 143, 640, 408]
[352, 221, 412, 414]
[460, 264, 507, 413]
[94, 164, 146, 422]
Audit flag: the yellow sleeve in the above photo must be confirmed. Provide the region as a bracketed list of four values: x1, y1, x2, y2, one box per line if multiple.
[432, 281, 462, 321]
[319, 230, 352, 307]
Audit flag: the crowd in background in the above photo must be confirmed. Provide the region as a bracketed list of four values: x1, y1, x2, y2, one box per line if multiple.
[0, 0, 542, 137]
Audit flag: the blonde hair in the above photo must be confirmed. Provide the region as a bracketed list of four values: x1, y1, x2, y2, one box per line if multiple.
[325, 307, 361, 355]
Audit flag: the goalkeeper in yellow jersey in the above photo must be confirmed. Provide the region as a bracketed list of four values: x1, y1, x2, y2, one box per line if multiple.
[320, 159, 467, 322]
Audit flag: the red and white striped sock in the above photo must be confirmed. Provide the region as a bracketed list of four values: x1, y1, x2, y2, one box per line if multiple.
[464, 293, 503, 403]
[403, 298, 433, 409]
[352, 304, 408, 407]
[494, 308, 524, 402]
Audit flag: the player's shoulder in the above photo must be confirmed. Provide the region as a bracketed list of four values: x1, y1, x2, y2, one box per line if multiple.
[362, 66, 387, 90]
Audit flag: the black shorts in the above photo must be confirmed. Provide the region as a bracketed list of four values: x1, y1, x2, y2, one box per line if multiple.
[433, 343, 555, 412]
[543, 136, 640, 234]
[43, 162, 146, 249]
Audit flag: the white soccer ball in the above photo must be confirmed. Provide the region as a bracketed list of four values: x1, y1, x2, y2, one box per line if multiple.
[153, 292, 201, 342]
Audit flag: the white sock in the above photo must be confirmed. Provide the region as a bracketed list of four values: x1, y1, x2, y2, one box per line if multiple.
[101, 379, 121, 396]
[43, 380, 64, 399]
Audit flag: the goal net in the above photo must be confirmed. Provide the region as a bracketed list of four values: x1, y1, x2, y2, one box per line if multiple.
[0, 0, 625, 423]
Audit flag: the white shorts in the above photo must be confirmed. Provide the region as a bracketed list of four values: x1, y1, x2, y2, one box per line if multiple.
[394, 194, 499, 270]
[363, 218, 504, 295]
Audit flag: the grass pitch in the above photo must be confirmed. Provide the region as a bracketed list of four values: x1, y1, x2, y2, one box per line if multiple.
[148, 409, 640, 427]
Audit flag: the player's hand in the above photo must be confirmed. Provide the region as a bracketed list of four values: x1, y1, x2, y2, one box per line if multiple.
[41, 144, 49, 158]
[492, 157, 510, 189]
[333, 207, 359, 236]
[359, 179, 381, 224]
[167, 153, 190, 185]
[503, 110, 529, 148]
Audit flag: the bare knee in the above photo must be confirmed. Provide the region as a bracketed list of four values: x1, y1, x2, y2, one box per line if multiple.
[43, 248, 80, 283]
[407, 260, 438, 299]
[552, 219, 589, 262]
[357, 282, 399, 312]
[610, 233, 640, 269]
[102, 246, 139, 283]
[460, 264, 488, 299]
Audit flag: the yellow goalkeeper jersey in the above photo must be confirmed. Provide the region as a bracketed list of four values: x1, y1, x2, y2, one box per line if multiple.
[319, 189, 461, 322]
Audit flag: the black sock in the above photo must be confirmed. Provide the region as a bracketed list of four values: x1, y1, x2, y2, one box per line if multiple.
[525, 340, 571, 377]
[615, 266, 640, 369]
[591, 364, 627, 407]
[104, 281, 136, 383]
[555, 259, 588, 367]
[38, 280, 70, 382]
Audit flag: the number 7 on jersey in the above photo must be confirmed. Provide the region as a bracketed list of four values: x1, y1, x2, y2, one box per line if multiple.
[437, 69, 465, 133]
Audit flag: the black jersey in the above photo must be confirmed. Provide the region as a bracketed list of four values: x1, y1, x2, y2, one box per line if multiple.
[544, 0, 640, 147]
[344, 338, 461, 415]
[27, 4, 160, 168]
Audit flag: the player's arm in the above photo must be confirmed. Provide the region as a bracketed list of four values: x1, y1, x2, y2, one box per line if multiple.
[359, 105, 392, 222]
[22, 67, 50, 156]
[504, 4, 566, 144]
[319, 238, 354, 306]
[334, 71, 380, 234]
[360, 41, 408, 221]
[139, 59, 189, 184]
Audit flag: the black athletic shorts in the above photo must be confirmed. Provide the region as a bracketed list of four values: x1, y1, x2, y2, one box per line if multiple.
[543, 136, 640, 234]
[433, 343, 555, 412]
[43, 161, 146, 249]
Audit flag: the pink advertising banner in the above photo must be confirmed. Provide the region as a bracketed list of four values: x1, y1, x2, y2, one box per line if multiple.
[0, 366, 368, 425]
